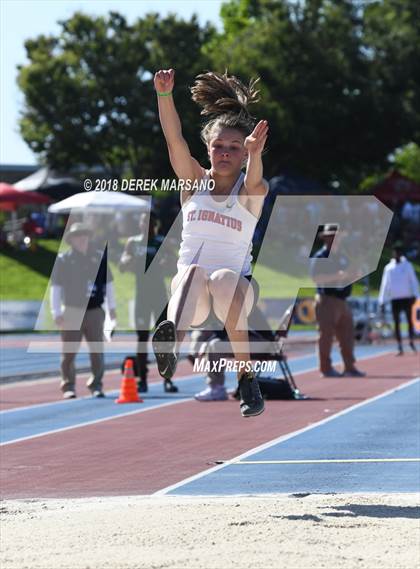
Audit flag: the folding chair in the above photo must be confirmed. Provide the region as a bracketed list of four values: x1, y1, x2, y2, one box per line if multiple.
[193, 304, 305, 400]
[246, 304, 305, 400]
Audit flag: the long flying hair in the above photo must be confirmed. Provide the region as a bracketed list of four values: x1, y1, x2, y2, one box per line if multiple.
[190, 69, 261, 146]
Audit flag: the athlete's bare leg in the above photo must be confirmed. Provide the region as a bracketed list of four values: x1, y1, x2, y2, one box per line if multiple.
[209, 269, 264, 416]
[168, 264, 212, 347]
[152, 264, 211, 384]
[208, 269, 254, 377]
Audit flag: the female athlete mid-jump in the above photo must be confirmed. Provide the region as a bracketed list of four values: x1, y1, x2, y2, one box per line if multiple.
[152, 68, 269, 417]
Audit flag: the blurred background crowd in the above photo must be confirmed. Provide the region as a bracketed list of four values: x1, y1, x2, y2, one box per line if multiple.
[1, 0, 419, 344]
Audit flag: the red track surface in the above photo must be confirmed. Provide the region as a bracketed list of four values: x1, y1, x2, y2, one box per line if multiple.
[0, 348, 309, 411]
[1, 352, 418, 499]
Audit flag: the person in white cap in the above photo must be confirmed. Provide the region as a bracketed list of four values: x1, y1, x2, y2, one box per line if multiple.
[50, 222, 116, 399]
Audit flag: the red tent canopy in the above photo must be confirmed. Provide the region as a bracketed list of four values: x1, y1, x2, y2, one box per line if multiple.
[0, 202, 18, 212]
[0, 182, 51, 208]
[372, 171, 420, 204]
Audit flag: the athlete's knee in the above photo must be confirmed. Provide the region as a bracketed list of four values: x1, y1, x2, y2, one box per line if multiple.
[184, 264, 208, 285]
[209, 268, 236, 281]
[174, 264, 208, 294]
[208, 269, 239, 294]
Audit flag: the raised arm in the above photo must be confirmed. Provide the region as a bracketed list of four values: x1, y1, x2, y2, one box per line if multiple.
[243, 119, 269, 217]
[154, 69, 204, 204]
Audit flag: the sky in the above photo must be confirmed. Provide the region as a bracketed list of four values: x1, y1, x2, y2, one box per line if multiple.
[0, 0, 224, 166]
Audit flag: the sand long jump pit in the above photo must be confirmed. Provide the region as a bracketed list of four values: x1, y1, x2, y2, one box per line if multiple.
[1, 493, 419, 569]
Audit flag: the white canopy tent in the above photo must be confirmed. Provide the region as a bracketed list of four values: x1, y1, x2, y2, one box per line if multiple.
[48, 191, 150, 214]
[14, 167, 79, 192]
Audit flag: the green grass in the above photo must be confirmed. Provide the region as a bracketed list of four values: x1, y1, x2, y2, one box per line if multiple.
[1, 239, 419, 309]
[0, 241, 137, 328]
[0, 240, 61, 300]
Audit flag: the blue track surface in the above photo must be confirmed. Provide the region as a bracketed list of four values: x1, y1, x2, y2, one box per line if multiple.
[0, 345, 121, 377]
[166, 379, 420, 495]
[0, 331, 378, 378]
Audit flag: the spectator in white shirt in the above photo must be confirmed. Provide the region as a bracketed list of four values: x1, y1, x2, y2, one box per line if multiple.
[378, 244, 419, 355]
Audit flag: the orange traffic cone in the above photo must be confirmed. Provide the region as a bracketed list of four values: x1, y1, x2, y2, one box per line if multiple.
[115, 359, 143, 403]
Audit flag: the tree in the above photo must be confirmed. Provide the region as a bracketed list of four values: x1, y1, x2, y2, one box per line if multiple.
[17, 11, 215, 178]
[203, 0, 420, 190]
[363, 0, 420, 147]
[17, 2, 420, 191]
[360, 141, 420, 191]
[393, 143, 420, 183]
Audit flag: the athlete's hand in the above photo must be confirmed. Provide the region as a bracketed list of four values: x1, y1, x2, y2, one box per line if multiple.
[244, 120, 268, 155]
[154, 69, 175, 94]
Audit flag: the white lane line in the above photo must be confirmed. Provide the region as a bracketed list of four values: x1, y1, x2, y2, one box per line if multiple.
[0, 347, 408, 446]
[153, 376, 420, 495]
[0, 346, 395, 414]
[226, 458, 420, 465]
[0, 370, 99, 389]
[0, 360, 177, 390]
[0, 372, 198, 415]
[0, 397, 193, 447]
[0, 343, 391, 393]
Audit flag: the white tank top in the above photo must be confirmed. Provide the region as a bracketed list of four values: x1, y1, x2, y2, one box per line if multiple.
[177, 170, 258, 276]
